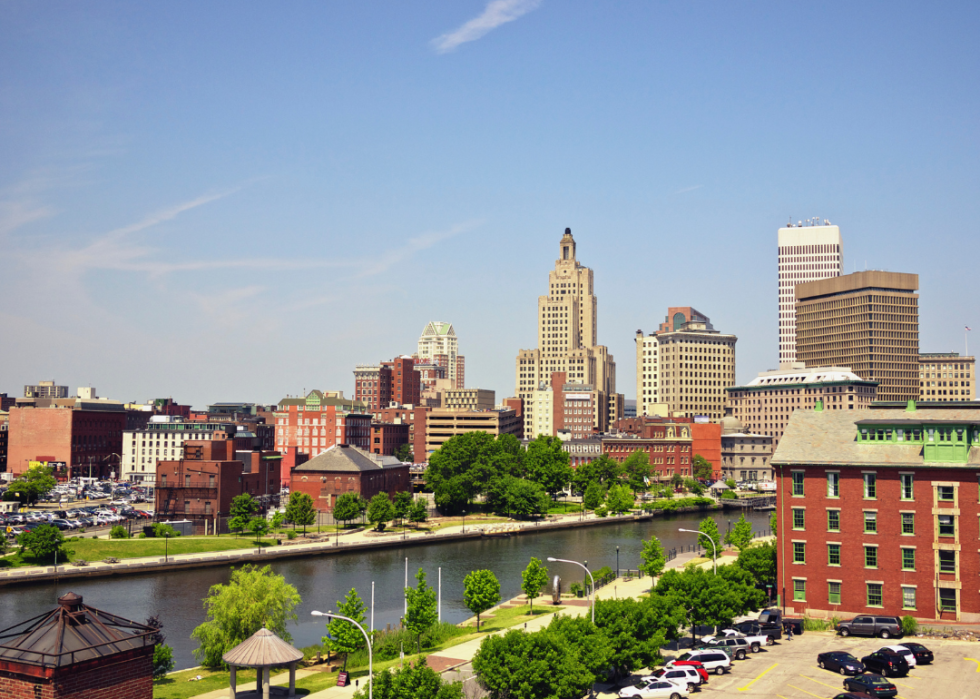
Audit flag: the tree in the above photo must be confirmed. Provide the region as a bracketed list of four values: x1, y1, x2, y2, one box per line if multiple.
[725, 478, 737, 489]
[5, 464, 57, 506]
[770, 509, 778, 537]
[394, 443, 414, 463]
[725, 513, 754, 551]
[17, 524, 73, 562]
[506, 478, 551, 519]
[323, 587, 367, 670]
[146, 615, 175, 679]
[152, 522, 179, 538]
[593, 597, 680, 677]
[284, 491, 316, 535]
[698, 517, 722, 560]
[270, 511, 286, 531]
[670, 473, 684, 489]
[393, 491, 413, 527]
[691, 454, 714, 481]
[230, 494, 258, 536]
[354, 661, 463, 699]
[605, 484, 635, 514]
[683, 478, 705, 496]
[408, 498, 428, 528]
[191, 564, 301, 668]
[248, 517, 269, 543]
[473, 628, 594, 699]
[524, 436, 573, 498]
[547, 614, 614, 678]
[404, 568, 438, 655]
[367, 492, 395, 531]
[639, 535, 666, 578]
[622, 451, 653, 494]
[426, 432, 525, 514]
[571, 454, 622, 493]
[463, 569, 501, 630]
[110, 525, 129, 539]
[655, 565, 765, 644]
[332, 492, 365, 528]
[582, 481, 604, 512]
[521, 557, 549, 612]
[735, 540, 776, 589]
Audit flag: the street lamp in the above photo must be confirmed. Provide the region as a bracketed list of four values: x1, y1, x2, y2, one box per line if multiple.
[548, 557, 595, 624]
[678, 528, 716, 574]
[164, 532, 170, 563]
[616, 546, 620, 579]
[312, 610, 372, 699]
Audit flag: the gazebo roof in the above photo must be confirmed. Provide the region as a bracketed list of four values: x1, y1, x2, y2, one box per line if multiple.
[222, 628, 303, 668]
[0, 592, 155, 669]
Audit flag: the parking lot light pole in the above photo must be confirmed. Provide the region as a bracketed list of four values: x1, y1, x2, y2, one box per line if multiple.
[312, 611, 371, 699]
[548, 557, 595, 624]
[678, 528, 716, 574]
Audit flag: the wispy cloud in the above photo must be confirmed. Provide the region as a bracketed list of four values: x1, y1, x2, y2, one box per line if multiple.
[431, 0, 542, 54]
[671, 184, 703, 195]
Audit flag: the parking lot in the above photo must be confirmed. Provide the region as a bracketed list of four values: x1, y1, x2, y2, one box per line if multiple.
[611, 631, 980, 699]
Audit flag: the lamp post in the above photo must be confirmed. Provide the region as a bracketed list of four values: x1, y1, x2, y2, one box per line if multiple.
[164, 532, 170, 563]
[313, 610, 371, 699]
[678, 527, 716, 574]
[548, 557, 595, 624]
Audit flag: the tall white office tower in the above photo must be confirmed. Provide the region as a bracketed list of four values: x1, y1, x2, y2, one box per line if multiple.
[777, 220, 843, 363]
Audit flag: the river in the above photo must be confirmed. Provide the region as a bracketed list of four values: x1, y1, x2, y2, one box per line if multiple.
[0, 509, 770, 669]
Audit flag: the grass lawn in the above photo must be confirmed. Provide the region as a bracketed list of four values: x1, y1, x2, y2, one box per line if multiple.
[154, 667, 258, 699]
[425, 516, 511, 532]
[546, 501, 582, 515]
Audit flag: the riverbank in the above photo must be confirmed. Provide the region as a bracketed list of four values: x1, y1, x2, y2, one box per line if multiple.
[0, 504, 722, 587]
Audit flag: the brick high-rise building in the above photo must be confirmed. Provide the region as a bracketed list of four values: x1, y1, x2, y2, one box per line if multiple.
[795, 271, 919, 402]
[635, 307, 737, 420]
[777, 221, 843, 363]
[417, 321, 465, 389]
[919, 352, 975, 401]
[354, 356, 420, 410]
[515, 228, 623, 439]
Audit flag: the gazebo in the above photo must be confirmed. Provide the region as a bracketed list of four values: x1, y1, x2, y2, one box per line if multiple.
[222, 627, 304, 699]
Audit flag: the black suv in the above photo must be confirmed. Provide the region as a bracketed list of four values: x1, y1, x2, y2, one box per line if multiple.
[837, 615, 903, 639]
[861, 649, 910, 677]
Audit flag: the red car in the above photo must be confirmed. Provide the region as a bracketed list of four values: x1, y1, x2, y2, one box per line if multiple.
[664, 659, 709, 683]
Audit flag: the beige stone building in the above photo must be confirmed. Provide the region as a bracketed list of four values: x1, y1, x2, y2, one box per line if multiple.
[920, 352, 975, 401]
[635, 307, 736, 420]
[443, 388, 495, 411]
[417, 321, 464, 389]
[777, 221, 843, 363]
[795, 271, 919, 402]
[425, 408, 522, 454]
[515, 228, 623, 438]
[719, 410, 773, 483]
[726, 362, 877, 451]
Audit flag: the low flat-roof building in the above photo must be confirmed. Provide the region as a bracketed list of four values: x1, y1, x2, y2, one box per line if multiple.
[919, 352, 975, 401]
[425, 408, 522, 455]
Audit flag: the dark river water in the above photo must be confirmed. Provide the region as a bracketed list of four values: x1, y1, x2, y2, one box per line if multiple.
[0, 509, 769, 669]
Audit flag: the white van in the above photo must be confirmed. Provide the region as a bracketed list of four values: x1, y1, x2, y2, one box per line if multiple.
[669, 650, 732, 675]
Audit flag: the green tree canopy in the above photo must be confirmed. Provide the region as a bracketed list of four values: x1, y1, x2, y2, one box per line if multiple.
[521, 557, 550, 612]
[622, 451, 652, 494]
[654, 565, 765, 643]
[394, 443, 414, 463]
[698, 517, 722, 560]
[691, 454, 714, 481]
[683, 478, 706, 496]
[323, 587, 366, 670]
[582, 481, 604, 511]
[332, 492, 365, 526]
[725, 513, 754, 551]
[191, 565, 301, 668]
[472, 628, 594, 699]
[546, 614, 614, 679]
[735, 540, 776, 588]
[367, 492, 395, 531]
[247, 517, 269, 542]
[605, 483, 635, 514]
[463, 569, 501, 630]
[393, 491, 413, 525]
[638, 535, 666, 578]
[426, 432, 525, 514]
[571, 454, 622, 493]
[6, 465, 57, 506]
[284, 491, 316, 534]
[353, 661, 463, 699]
[408, 498, 428, 528]
[594, 596, 680, 677]
[18, 524, 72, 562]
[230, 494, 258, 535]
[404, 568, 438, 655]
[770, 509, 778, 537]
[523, 436, 572, 497]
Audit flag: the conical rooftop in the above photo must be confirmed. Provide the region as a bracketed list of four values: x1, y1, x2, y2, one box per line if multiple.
[222, 627, 303, 668]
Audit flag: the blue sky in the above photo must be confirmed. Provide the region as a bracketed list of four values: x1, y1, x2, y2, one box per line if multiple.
[2, 1, 978, 409]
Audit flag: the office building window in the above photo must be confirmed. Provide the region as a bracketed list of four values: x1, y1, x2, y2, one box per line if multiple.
[867, 583, 883, 607]
[939, 550, 956, 574]
[902, 586, 916, 610]
[938, 514, 955, 536]
[792, 471, 804, 496]
[864, 512, 877, 533]
[939, 588, 957, 612]
[901, 513, 915, 535]
[827, 510, 840, 532]
[793, 542, 806, 564]
[864, 546, 878, 568]
[863, 473, 876, 499]
[828, 581, 841, 605]
[938, 485, 954, 501]
[792, 508, 805, 530]
[828, 544, 841, 567]
[900, 474, 914, 500]
[793, 579, 806, 602]
[902, 548, 915, 571]
[827, 472, 840, 497]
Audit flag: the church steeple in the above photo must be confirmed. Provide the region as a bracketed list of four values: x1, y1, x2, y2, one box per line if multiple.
[559, 227, 576, 262]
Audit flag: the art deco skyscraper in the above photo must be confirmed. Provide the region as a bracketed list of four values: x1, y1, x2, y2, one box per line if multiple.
[515, 229, 621, 438]
[778, 220, 843, 363]
[417, 321, 464, 389]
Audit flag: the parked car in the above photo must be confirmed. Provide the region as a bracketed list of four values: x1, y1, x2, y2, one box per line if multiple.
[817, 651, 865, 675]
[671, 650, 731, 675]
[897, 642, 933, 665]
[880, 645, 916, 668]
[837, 616, 903, 639]
[698, 636, 751, 660]
[663, 659, 708, 683]
[833, 694, 882, 699]
[702, 629, 769, 652]
[842, 673, 897, 698]
[752, 608, 803, 637]
[648, 667, 702, 691]
[619, 678, 689, 699]
[861, 650, 910, 677]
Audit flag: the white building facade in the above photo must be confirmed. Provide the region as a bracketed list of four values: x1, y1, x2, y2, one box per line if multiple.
[121, 417, 236, 483]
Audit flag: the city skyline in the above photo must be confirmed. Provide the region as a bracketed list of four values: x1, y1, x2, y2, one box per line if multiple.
[2, 2, 978, 408]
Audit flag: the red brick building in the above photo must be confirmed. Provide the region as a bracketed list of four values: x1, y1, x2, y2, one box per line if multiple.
[774, 401, 980, 622]
[354, 357, 421, 411]
[369, 405, 430, 463]
[154, 439, 281, 520]
[6, 403, 126, 480]
[369, 421, 410, 456]
[603, 417, 703, 478]
[289, 444, 411, 511]
[691, 422, 722, 478]
[0, 592, 155, 699]
[274, 390, 371, 485]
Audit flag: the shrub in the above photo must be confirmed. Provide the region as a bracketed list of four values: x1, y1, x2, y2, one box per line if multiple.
[287, 530, 297, 540]
[569, 582, 583, 598]
[595, 505, 608, 518]
[110, 525, 129, 539]
[720, 490, 738, 500]
[901, 615, 919, 635]
[138, 532, 146, 539]
[152, 644, 175, 678]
